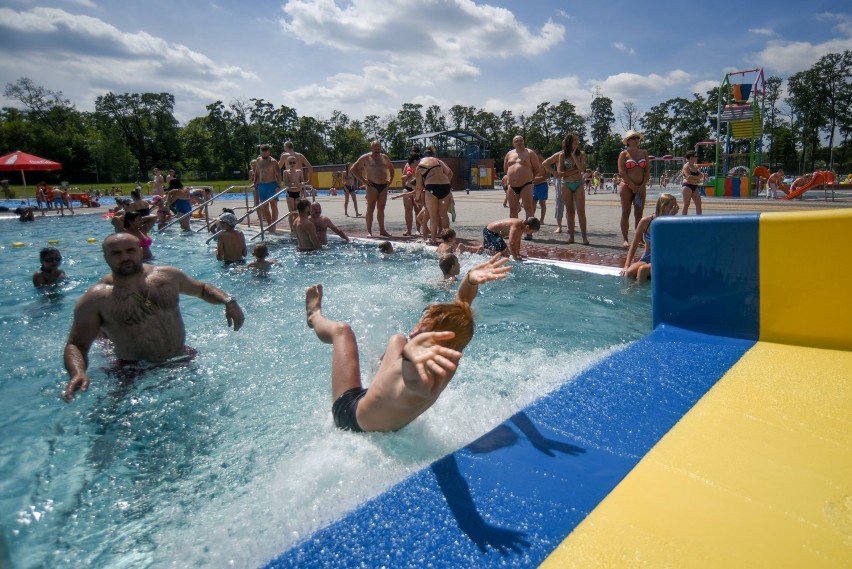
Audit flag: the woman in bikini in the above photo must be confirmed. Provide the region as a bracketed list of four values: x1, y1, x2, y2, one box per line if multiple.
[621, 193, 679, 283]
[416, 146, 454, 245]
[680, 151, 704, 215]
[342, 163, 360, 217]
[617, 130, 651, 247]
[399, 147, 422, 236]
[555, 132, 589, 244]
[123, 210, 157, 260]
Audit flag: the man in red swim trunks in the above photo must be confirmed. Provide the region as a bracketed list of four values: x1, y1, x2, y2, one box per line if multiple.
[350, 140, 395, 237]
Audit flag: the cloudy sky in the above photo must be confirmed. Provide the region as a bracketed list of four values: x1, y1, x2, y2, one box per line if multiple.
[1, 0, 850, 126]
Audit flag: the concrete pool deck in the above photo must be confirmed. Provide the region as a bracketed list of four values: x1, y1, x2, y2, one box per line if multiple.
[266, 187, 852, 268]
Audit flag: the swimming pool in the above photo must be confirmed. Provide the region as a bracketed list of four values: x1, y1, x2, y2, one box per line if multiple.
[0, 214, 651, 568]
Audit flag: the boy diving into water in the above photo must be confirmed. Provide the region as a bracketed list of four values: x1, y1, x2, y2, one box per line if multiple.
[306, 254, 511, 432]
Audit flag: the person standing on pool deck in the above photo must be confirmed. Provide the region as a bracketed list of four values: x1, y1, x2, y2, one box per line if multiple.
[33, 247, 65, 287]
[350, 140, 395, 237]
[278, 141, 314, 188]
[305, 253, 511, 432]
[481, 217, 541, 261]
[63, 233, 244, 401]
[253, 144, 283, 232]
[150, 167, 165, 197]
[617, 130, 651, 247]
[503, 135, 544, 221]
[556, 133, 590, 245]
[680, 151, 704, 215]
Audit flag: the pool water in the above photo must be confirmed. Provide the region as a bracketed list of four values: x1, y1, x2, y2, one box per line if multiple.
[0, 214, 651, 568]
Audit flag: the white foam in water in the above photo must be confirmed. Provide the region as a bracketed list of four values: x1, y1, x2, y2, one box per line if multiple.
[0, 215, 650, 568]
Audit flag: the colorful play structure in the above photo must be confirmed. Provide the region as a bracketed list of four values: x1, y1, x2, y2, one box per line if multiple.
[260, 208, 851, 568]
[706, 68, 766, 197]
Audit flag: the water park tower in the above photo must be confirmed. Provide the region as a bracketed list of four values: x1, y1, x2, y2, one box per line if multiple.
[713, 68, 765, 197]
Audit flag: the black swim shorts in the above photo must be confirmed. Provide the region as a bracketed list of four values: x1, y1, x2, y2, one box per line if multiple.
[332, 387, 368, 432]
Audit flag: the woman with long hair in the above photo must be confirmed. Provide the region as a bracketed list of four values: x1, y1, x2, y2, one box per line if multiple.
[400, 146, 422, 236]
[617, 130, 651, 247]
[555, 132, 589, 244]
[342, 163, 360, 217]
[621, 193, 679, 282]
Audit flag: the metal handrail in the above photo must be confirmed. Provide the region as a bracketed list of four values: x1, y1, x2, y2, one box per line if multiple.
[158, 185, 251, 232]
[205, 187, 291, 244]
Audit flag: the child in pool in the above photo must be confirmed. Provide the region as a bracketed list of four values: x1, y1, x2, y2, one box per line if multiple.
[33, 247, 65, 287]
[621, 193, 679, 282]
[306, 254, 511, 432]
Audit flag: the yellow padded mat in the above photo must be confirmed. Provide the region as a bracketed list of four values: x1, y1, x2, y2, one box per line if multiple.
[541, 342, 852, 568]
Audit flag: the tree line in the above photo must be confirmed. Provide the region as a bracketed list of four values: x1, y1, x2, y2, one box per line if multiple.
[1, 51, 849, 185]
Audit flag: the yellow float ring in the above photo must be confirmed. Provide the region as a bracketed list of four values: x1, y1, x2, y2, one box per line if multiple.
[12, 242, 25, 247]
[48, 239, 59, 245]
[87, 237, 98, 243]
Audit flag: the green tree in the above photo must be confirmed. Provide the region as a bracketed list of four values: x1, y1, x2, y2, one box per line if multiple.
[588, 95, 616, 167]
[424, 105, 447, 132]
[764, 76, 785, 169]
[94, 92, 180, 178]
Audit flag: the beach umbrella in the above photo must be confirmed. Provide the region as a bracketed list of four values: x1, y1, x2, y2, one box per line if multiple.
[0, 150, 62, 205]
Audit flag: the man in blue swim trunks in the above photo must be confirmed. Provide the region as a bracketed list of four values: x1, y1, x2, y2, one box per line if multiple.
[252, 144, 283, 232]
[306, 254, 512, 432]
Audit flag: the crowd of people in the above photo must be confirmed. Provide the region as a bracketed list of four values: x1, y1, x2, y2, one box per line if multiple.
[26, 129, 805, 432]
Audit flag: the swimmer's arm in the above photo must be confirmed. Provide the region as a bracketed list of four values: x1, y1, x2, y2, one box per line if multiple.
[530, 151, 545, 180]
[456, 254, 512, 305]
[301, 154, 314, 179]
[216, 239, 224, 261]
[349, 155, 367, 184]
[33, 272, 45, 288]
[240, 233, 248, 258]
[622, 217, 651, 273]
[175, 269, 244, 331]
[507, 224, 524, 260]
[63, 294, 104, 401]
[325, 219, 349, 242]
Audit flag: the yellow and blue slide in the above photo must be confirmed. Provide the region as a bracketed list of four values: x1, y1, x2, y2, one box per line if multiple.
[263, 209, 851, 568]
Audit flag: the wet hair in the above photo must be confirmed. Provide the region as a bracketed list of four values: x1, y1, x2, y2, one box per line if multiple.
[39, 247, 60, 262]
[440, 228, 456, 242]
[685, 151, 696, 159]
[655, 193, 679, 217]
[123, 210, 142, 228]
[378, 241, 393, 253]
[296, 199, 311, 213]
[523, 217, 541, 231]
[253, 243, 269, 258]
[168, 178, 183, 190]
[417, 301, 474, 352]
[561, 132, 581, 157]
[439, 253, 458, 276]
[260, 144, 271, 151]
[424, 146, 436, 157]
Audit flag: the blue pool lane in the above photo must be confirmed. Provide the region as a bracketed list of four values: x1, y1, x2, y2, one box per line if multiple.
[264, 327, 753, 568]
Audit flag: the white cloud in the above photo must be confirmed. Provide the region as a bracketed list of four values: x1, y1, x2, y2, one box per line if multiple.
[753, 37, 852, 74]
[816, 12, 852, 35]
[748, 28, 773, 36]
[692, 80, 719, 96]
[593, 70, 692, 101]
[279, 0, 565, 61]
[613, 42, 635, 55]
[0, 7, 258, 120]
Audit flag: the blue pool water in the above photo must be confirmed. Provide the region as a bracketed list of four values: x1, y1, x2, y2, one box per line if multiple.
[0, 214, 651, 568]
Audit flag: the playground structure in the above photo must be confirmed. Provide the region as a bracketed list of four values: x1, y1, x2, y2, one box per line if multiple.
[711, 68, 766, 197]
[408, 130, 494, 191]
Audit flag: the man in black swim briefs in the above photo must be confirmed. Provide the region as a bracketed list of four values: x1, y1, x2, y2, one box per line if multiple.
[306, 254, 512, 432]
[503, 135, 544, 221]
[350, 140, 395, 237]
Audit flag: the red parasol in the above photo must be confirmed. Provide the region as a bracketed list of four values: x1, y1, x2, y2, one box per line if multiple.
[0, 150, 62, 205]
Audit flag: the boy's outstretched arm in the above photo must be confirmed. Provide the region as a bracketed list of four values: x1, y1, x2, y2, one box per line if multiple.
[456, 254, 512, 306]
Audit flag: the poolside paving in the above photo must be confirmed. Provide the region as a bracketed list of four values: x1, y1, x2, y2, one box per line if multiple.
[303, 187, 852, 268]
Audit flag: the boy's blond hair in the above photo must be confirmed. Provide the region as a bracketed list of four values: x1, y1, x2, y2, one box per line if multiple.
[416, 301, 474, 352]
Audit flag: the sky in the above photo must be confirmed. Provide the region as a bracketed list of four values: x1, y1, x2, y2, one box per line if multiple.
[0, 0, 850, 127]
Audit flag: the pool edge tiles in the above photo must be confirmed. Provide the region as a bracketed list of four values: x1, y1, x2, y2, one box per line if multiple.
[541, 341, 852, 568]
[262, 327, 752, 568]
